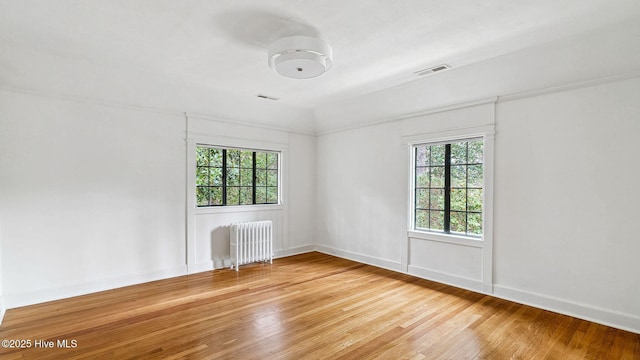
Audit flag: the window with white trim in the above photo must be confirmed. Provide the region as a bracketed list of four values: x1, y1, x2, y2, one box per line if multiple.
[413, 138, 483, 237]
[196, 146, 279, 207]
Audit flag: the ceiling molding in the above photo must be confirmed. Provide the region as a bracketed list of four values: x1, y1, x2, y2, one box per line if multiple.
[397, 97, 498, 121]
[0, 85, 182, 117]
[186, 112, 315, 137]
[496, 70, 640, 104]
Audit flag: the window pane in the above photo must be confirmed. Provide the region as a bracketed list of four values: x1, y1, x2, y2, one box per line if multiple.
[226, 167, 239, 186]
[267, 153, 278, 169]
[412, 139, 483, 236]
[256, 187, 266, 203]
[196, 147, 208, 166]
[416, 167, 429, 188]
[240, 187, 253, 205]
[451, 142, 467, 165]
[430, 145, 445, 165]
[451, 165, 467, 188]
[210, 186, 223, 205]
[429, 189, 444, 210]
[468, 140, 483, 164]
[430, 166, 445, 188]
[267, 187, 278, 203]
[209, 167, 222, 186]
[468, 165, 483, 188]
[240, 151, 253, 168]
[468, 213, 482, 235]
[227, 149, 240, 167]
[468, 189, 483, 212]
[451, 188, 467, 211]
[256, 169, 267, 186]
[430, 211, 444, 231]
[240, 168, 253, 186]
[226, 187, 240, 205]
[450, 211, 467, 233]
[416, 147, 430, 166]
[415, 210, 429, 229]
[267, 170, 278, 187]
[209, 148, 223, 167]
[196, 167, 208, 186]
[196, 146, 279, 208]
[196, 187, 209, 206]
[416, 189, 429, 209]
[256, 152, 267, 169]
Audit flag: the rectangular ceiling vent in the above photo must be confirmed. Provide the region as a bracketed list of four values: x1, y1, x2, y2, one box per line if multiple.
[414, 64, 451, 76]
[256, 94, 280, 101]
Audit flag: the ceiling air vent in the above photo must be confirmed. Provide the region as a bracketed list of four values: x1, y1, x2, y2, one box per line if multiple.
[414, 64, 451, 76]
[256, 94, 280, 101]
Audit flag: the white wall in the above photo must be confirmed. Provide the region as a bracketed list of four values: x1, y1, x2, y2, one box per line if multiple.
[287, 133, 317, 251]
[493, 77, 640, 331]
[315, 76, 640, 333]
[0, 90, 319, 307]
[0, 91, 318, 308]
[0, 90, 187, 307]
[316, 122, 407, 271]
[0, 217, 4, 324]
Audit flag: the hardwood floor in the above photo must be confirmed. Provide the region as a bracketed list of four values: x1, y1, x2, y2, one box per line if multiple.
[1, 252, 638, 359]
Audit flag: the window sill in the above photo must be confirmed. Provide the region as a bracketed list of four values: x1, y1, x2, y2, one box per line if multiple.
[196, 204, 284, 215]
[408, 230, 484, 248]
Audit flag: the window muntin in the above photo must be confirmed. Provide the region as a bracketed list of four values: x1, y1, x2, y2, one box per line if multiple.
[196, 146, 279, 207]
[414, 139, 483, 237]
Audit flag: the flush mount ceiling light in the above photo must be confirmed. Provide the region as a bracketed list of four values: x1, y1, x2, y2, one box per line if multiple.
[268, 36, 332, 79]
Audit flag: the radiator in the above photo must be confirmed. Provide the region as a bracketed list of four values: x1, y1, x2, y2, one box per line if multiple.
[230, 220, 273, 271]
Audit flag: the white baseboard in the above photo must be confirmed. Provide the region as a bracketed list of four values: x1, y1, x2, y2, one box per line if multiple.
[274, 245, 315, 258]
[493, 284, 640, 334]
[314, 245, 403, 272]
[408, 265, 484, 293]
[312, 247, 640, 334]
[190, 261, 215, 274]
[191, 247, 316, 274]
[5, 265, 188, 309]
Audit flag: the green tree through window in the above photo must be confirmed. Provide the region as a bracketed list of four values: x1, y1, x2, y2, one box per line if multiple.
[196, 146, 279, 207]
[414, 139, 483, 236]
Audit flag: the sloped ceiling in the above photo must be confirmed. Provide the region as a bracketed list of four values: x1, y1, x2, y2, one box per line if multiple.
[1, 0, 639, 133]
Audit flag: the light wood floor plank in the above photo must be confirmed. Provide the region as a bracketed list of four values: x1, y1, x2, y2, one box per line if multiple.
[0, 252, 637, 359]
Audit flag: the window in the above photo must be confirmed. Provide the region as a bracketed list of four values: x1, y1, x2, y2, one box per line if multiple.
[414, 138, 483, 237]
[196, 146, 279, 207]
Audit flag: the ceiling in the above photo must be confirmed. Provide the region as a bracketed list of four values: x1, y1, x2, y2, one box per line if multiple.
[1, 0, 639, 131]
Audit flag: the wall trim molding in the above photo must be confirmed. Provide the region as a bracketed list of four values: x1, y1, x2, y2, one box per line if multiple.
[317, 71, 640, 137]
[186, 112, 314, 137]
[4, 266, 188, 310]
[314, 245, 403, 273]
[496, 70, 640, 104]
[493, 284, 640, 334]
[0, 85, 182, 117]
[6, 72, 639, 140]
[408, 231, 484, 248]
[0, 86, 315, 137]
[191, 261, 215, 274]
[408, 265, 484, 293]
[191, 246, 315, 274]
[315, 113, 402, 137]
[398, 97, 498, 121]
[275, 245, 315, 258]
[321, 249, 639, 334]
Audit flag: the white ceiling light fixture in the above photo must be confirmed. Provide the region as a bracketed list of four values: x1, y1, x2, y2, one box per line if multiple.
[268, 36, 332, 79]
